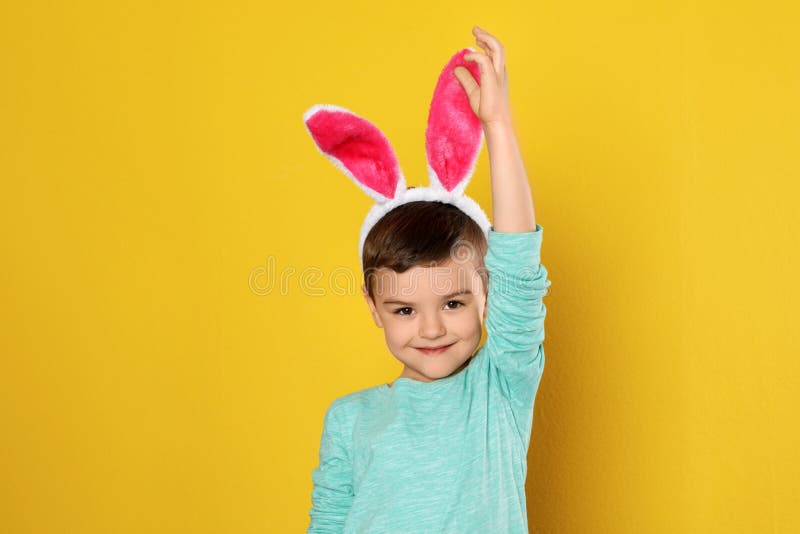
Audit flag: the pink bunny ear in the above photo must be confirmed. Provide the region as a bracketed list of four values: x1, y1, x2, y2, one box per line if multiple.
[303, 104, 406, 203]
[425, 48, 484, 195]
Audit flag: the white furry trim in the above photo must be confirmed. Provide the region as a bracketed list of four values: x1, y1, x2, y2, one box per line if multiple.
[358, 186, 491, 271]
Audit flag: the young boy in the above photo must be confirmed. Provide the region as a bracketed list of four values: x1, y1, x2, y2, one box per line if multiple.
[306, 27, 551, 533]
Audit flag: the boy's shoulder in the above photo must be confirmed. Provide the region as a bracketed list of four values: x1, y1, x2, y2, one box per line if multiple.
[327, 382, 386, 418]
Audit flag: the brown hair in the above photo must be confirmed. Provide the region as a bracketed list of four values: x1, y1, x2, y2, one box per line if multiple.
[362, 199, 488, 300]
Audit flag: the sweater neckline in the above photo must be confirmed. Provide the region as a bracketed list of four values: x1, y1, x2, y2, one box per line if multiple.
[382, 358, 473, 391]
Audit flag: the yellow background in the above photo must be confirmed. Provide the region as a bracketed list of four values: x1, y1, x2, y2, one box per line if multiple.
[1, 1, 798, 532]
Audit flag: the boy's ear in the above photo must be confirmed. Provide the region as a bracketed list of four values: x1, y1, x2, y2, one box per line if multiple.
[361, 283, 384, 329]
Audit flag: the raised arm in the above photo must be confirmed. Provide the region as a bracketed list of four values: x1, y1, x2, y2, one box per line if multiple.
[456, 26, 536, 233]
[456, 28, 550, 447]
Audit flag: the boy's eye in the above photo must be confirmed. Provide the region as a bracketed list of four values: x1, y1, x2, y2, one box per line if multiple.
[392, 301, 464, 316]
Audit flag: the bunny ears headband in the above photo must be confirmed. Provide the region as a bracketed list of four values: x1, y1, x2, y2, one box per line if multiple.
[302, 48, 491, 271]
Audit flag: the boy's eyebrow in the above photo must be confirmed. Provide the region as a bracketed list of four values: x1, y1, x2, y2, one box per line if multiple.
[382, 288, 473, 306]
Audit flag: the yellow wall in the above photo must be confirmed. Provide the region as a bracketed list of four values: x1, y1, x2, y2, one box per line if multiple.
[1, 1, 797, 532]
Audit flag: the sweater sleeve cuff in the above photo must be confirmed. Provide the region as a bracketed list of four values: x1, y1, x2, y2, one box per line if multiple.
[485, 224, 544, 269]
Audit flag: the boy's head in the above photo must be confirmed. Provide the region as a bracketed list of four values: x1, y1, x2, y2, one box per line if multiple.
[360, 199, 489, 383]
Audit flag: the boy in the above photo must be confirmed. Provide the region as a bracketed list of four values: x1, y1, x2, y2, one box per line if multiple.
[305, 26, 551, 533]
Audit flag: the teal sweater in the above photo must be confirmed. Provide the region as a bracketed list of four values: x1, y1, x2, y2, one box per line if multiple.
[308, 225, 551, 533]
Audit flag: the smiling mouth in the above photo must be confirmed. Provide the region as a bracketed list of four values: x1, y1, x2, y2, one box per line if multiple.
[416, 342, 456, 355]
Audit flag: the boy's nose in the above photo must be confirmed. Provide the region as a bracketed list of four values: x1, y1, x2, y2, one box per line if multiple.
[419, 313, 446, 339]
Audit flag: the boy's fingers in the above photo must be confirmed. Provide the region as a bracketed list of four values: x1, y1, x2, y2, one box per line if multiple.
[475, 38, 497, 70]
[473, 28, 506, 76]
[454, 65, 478, 94]
[463, 52, 496, 86]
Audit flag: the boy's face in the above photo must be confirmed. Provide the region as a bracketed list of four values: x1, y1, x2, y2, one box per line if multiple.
[361, 256, 488, 383]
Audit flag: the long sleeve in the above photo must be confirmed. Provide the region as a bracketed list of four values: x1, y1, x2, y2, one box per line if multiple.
[483, 224, 551, 443]
[307, 400, 354, 533]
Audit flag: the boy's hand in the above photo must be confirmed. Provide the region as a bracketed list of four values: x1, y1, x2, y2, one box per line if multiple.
[455, 27, 512, 128]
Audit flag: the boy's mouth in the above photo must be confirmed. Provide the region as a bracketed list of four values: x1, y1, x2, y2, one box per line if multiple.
[415, 342, 456, 355]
